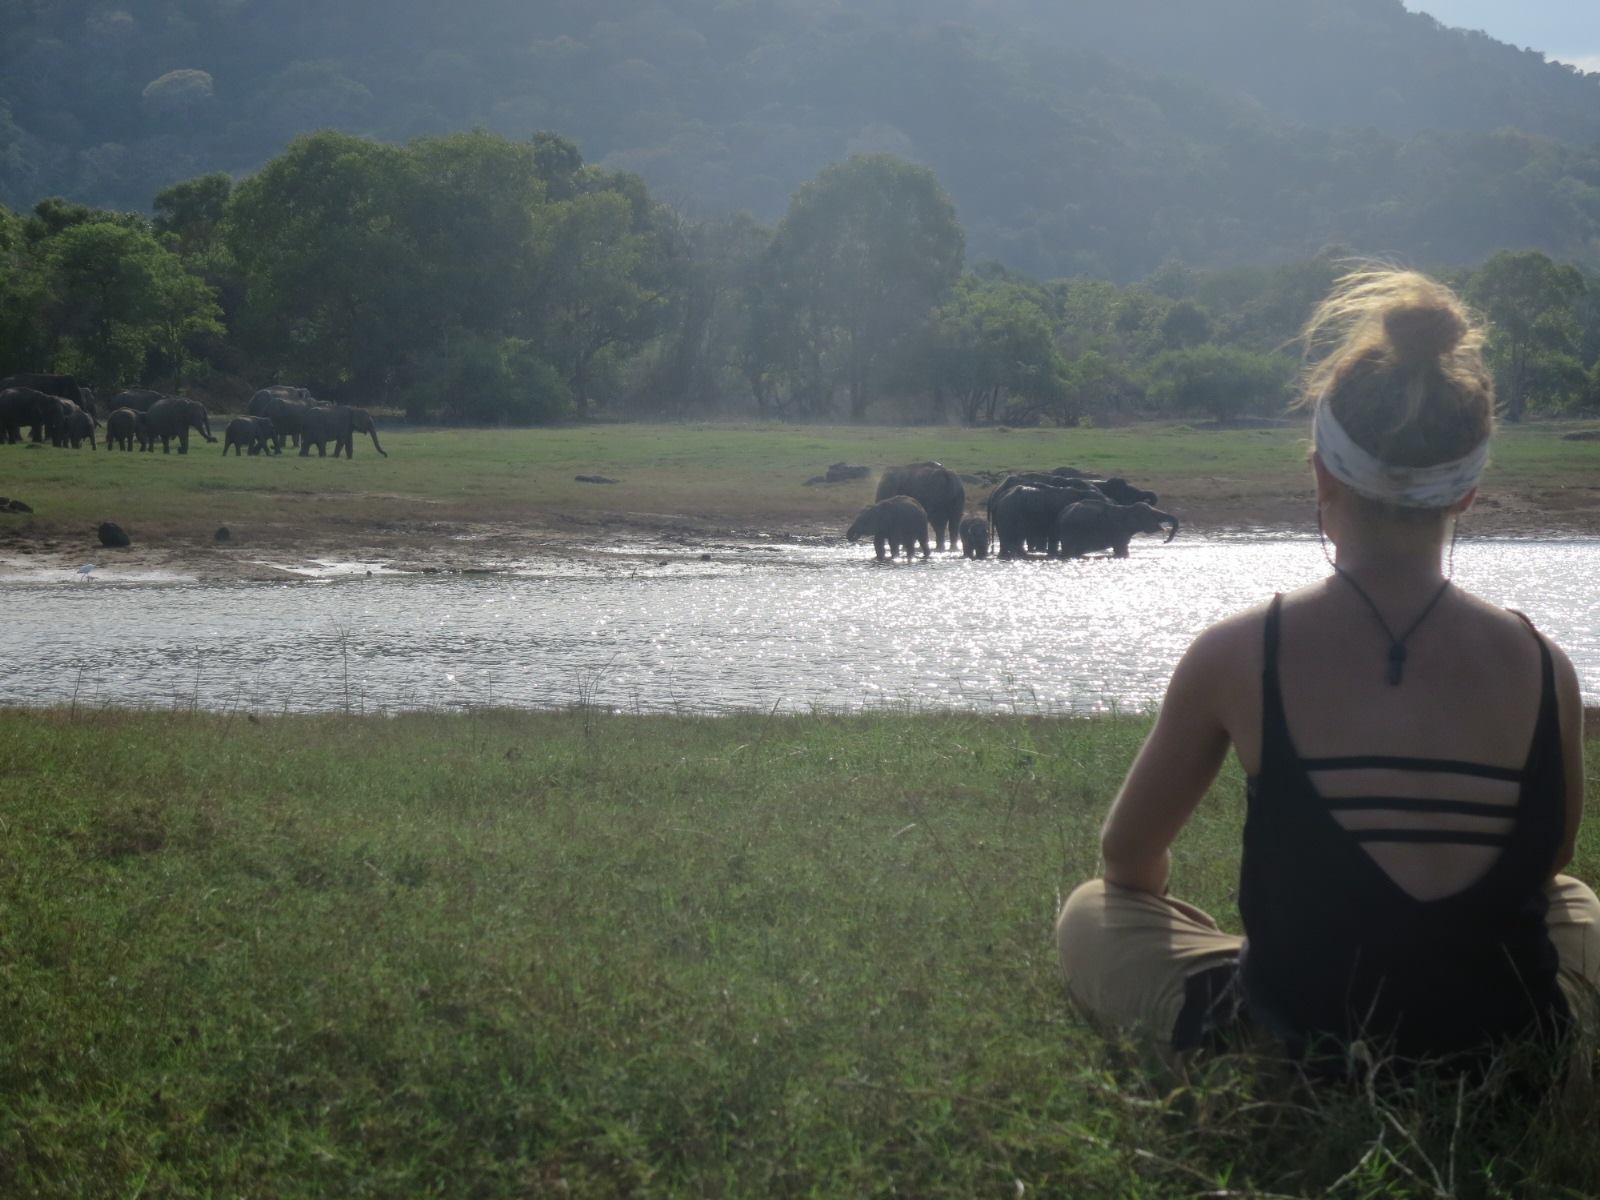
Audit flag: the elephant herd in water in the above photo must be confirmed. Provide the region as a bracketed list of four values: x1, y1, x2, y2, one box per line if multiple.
[0, 374, 386, 459]
[847, 462, 1178, 561]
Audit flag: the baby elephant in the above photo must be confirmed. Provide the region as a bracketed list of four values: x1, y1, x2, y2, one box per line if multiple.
[960, 515, 991, 559]
[223, 416, 278, 456]
[846, 494, 929, 561]
[105, 407, 145, 452]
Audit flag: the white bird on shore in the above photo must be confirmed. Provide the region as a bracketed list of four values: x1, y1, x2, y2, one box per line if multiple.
[75, 564, 97, 582]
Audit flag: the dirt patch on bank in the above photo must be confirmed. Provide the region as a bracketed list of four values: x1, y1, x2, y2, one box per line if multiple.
[2, 474, 1596, 583]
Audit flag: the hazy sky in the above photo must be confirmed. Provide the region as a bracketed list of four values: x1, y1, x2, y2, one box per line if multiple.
[1406, 2, 1600, 72]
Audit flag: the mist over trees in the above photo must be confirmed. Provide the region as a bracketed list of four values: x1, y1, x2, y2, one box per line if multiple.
[5, 0, 1600, 280]
[3, 129, 1599, 426]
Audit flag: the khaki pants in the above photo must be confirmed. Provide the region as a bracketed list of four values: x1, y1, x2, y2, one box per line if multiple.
[1056, 875, 1600, 1048]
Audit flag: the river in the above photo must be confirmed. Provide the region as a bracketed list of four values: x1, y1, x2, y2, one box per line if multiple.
[2, 536, 1596, 715]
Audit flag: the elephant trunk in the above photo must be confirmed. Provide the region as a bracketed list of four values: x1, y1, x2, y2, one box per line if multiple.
[1157, 510, 1179, 543]
[369, 428, 387, 458]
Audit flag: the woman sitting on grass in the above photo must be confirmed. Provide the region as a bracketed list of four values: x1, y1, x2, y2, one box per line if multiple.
[1057, 268, 1599, 1065]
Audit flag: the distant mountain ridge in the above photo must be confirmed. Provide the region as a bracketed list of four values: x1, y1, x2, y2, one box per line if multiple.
[988, 0, 1600, 144]
[2, 0, 1599, 278]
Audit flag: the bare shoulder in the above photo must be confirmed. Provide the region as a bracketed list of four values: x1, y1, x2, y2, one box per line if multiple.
[1453, 589, 1578, 661]
[1176, 597, 1273, 683]
[1444, 589, 1583, 711]
[1538, 625, 1583, 710]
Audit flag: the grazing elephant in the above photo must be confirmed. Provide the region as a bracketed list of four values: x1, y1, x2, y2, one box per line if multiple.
[109, 388, 166, 414]
[299, 404, 387, 458]
[142, 396, 215, 453]
[345, 407, 386, 457]
[0, 372, 86, 411]
[846, 495, 930, 561]
[988, 478, 1105, 557]
[1053, 499, 1179, 558]
[60, 401, 97, 449]
[960, 515, 991, 559]
[223, 416, 277, 456]
[249, 385, 315, 451]
[0, 387, 63, 444]
[876, 462, 963, 551]
[105, 407, 145, 451]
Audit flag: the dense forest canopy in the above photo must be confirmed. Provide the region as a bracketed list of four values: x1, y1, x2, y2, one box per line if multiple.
[4, 129, 1599, 426]
[4, 0, 1600, 278]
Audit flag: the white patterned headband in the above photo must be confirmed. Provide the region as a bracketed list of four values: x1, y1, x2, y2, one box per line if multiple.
[1313, 401, 1487, 509]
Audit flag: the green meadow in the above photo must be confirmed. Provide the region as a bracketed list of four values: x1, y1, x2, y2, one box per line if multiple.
[3, 707, 1599, 1198]
[3, 421, 1597, 539]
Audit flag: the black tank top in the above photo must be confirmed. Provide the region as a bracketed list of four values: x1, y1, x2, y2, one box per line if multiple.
[1237, 595, 1569, 1061]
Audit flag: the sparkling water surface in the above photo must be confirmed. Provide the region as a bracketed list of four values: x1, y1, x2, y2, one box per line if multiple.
[2, 536, 1596, 714]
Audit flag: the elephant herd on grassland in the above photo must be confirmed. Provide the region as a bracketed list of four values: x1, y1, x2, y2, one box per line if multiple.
[847, 462, 1178, 561]
[0, 374, 386, 459]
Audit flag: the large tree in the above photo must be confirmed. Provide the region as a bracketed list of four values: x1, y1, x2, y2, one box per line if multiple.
[914, 274, 1066, 425]
[533, 174, 680, 411]
[226, 132, 429, 400]
[1145, 344, 1292, 425]
[1468, 250, 1586, 422]
[760, 155, 963, 421]
[29, 217, 221, 387]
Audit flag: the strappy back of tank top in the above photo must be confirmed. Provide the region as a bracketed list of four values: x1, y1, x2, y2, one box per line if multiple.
[1237, 594, 1568, 1059]
[1256, 593, 1564, 903]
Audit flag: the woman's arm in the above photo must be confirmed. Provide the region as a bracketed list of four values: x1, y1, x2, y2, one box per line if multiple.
[1100, 625, 1238, 894]
[1550, 641, 1585, 878]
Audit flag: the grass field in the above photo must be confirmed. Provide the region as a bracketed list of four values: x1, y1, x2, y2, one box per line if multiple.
[3, 420, 1598, 544]
[4, 707, 1600, 1198]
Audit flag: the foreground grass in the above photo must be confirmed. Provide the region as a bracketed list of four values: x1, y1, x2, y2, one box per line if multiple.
[3, 420, 1597, 540]
[4, 709, 1600, 1197]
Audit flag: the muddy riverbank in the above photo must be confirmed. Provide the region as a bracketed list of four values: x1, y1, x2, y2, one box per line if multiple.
[2, 421, 1597, 580]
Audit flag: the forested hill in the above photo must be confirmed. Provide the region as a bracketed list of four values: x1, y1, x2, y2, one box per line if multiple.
[989, 0, 1600, 145]
[5, 0, 1600, 279]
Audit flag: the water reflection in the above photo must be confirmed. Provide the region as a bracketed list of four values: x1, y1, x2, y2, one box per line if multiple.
[3, 537, 1597, 714]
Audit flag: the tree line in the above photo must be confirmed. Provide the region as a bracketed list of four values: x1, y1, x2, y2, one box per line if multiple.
[3, 128, 1598, 426]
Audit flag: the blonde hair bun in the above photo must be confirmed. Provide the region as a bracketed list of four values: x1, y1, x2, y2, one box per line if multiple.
[1298, 266, 1493, 469]
[1383, 303, 1468, 365]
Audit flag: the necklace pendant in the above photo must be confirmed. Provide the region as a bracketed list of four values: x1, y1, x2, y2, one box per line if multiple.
[1387, 644, 1406, 686]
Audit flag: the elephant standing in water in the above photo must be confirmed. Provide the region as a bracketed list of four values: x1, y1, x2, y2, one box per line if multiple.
[299, 405, 387, 458]
[846, 495, 930, 561]
[1053, 499, 1178, 558]
[989, 482, 1098, 558]
[960, 515, 991, 559]
[141, 397, 215, 453]
[876, 463, 963, 551]
[105, 407, 146, 451]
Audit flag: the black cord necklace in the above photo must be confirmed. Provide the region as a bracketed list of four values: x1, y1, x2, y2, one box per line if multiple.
[1317, 509, 1460, 685]
[1330, 566, 1452, 686]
